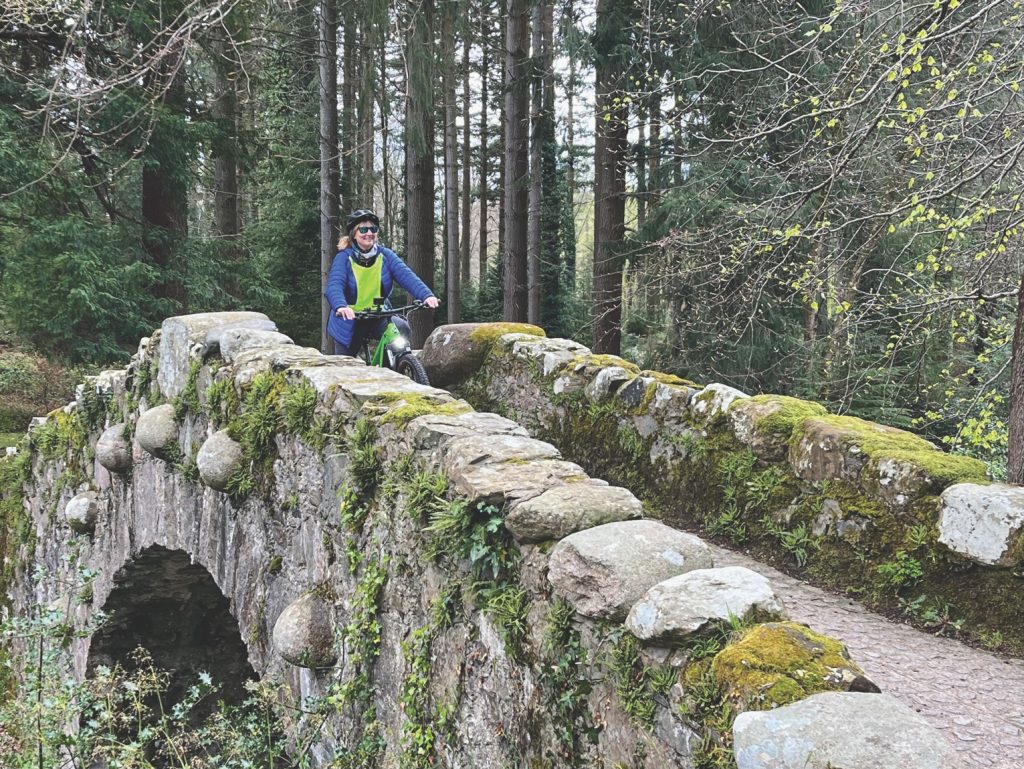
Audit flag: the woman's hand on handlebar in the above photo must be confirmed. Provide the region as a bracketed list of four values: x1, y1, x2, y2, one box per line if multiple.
[423, 296, 440, 309]
[335, 306, 355, 320]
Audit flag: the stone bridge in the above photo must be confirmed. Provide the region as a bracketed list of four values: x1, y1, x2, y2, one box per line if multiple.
[3, 311, 1023, 768]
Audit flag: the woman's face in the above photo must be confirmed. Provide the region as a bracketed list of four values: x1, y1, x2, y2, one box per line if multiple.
[353, 219, 379, 251]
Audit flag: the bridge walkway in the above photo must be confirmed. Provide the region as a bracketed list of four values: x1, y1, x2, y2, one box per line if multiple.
[708, 544, 1024, 769]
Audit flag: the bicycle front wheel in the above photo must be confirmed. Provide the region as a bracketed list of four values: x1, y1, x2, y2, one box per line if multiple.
[395, 353, 430, 386]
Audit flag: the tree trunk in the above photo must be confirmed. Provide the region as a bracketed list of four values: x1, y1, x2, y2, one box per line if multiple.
[211, 32, 240, 270]
[341, 12, 355, 214]
[503, 0, 529, 322]
[143, 38, 188, 313]
[648, 92, 661, 207]
[1008, 274, 1024, 483]
[405, 0, 436, 346]
[443, 5, 461, 323]
[319, 0, 340, 351]
[591, 0, 630, 354]
[461, 30, 473, 288]
[527, 2, 542, 326]
[478, 0, 490, 285]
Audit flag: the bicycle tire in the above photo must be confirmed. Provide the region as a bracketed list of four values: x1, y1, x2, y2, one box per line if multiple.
[395, 353, 430, 386]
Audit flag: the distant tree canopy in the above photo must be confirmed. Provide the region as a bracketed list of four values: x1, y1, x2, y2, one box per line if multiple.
[1, 0, 1022, 475]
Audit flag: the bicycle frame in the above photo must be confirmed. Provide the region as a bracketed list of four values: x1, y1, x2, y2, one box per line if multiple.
[368, 320, 411, 368]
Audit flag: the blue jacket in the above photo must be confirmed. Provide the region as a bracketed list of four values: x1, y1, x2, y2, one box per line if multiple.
[325, 245, 434, 346]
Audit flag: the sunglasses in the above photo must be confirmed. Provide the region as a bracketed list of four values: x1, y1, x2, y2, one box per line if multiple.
[356, 225, 379, 234]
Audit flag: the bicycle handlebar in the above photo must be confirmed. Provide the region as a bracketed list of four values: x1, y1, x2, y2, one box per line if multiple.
[352, 300, 429, 320]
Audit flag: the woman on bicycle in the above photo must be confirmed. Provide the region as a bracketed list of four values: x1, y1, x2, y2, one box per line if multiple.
[326, 209, 440, 356]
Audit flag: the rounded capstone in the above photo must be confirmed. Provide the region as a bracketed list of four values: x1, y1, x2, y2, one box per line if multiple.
[505, 482, 643, 543]
[135, 404, 178, 459]
[626, 566, 786, 643]
[96, 423, 132, 473]
[547, 519, 714, 621]
[272, 593, 337, 669]
[64, 491, 98, 533]
[197, 430, 244, 491]
[733, 692, 960, 769]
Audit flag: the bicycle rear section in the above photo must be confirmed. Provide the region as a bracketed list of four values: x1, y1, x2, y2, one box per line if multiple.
[352, 301, 431, 386]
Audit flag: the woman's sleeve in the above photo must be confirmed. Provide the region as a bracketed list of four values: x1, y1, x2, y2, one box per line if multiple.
[387, 251, 434, 302]
[325, 252, 349, 310]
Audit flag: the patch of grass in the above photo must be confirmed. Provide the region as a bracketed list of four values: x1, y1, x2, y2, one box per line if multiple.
[402, 471, 449, 522]
[609, 632, 657, 728]
[173, 360, 203, 422]
[347, 418, 380, 493]
[540, 600, 598, 761]
[205, 377, 238, 429]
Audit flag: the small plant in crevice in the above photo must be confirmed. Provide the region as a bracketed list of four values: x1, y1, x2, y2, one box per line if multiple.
[617, 423, 647, 461]
[899, 594, 965, 637]
[282, 378, 329, 451]
[424, 500, 525, 659]
[224, 371, 286, 499]
[339, 483, 371, 532]
[876, 550, 924, 593]
[608, 631, 657, 728]
[78, 385, 112, 433]
[678, 663, 734, 769]
[539, 599, 598, 761]
[347, 418, 381, 494]
[473, 581, 529, 659]
[326, 553, 389, 768]
[206, 376, 239, 429]
[429, 581, 463, 630]
[778, 524, 817, 568]
[707, 500, 747, 545]
[173, 359, 203, 422]
[401, 470, 449, 522]
[398, 624, 457, 769]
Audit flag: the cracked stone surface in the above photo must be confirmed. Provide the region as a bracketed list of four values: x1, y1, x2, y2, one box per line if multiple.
[709, 543, 1024, 769]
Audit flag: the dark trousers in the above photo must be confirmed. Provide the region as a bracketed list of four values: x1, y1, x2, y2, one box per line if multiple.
[331, 316, 412, 359]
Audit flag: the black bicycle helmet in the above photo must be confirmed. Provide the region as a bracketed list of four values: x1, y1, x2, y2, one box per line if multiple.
[346, 208, 380, 234]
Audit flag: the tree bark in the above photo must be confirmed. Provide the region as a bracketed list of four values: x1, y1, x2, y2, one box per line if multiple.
[405, 0, 436, 345]
[1008, 274, 1024, 483]
[460, 30, 473, 288]
[319, 0, 340, 351]
[591, 0, 630, 354]
[527, 1, 542, 326]
[340, 10, 355, 214]
[143, 38, 188, 313]
[478, 0, 490, 284]
[503, 0, 529, 322]
[443, 5, 461, 323]
[211, 29, 241, 296]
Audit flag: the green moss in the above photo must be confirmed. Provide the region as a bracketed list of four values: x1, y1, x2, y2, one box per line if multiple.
[802, 414, 988, 487]
[375, 392, 473, 427]
[268, 555, 283, 574]
[744, 395, 828, 442]
[468, 322, 545, 352]
[640, 369, 699, 388]
[0, 433, 22, 449]
[711, 622, 862, 712]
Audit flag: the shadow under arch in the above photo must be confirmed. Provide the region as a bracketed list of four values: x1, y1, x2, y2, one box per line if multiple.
[87, 545, 257, 713]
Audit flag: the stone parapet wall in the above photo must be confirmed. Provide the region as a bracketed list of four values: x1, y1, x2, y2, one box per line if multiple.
[1, 314, 960, 768]
[427, 324, 1024, 655]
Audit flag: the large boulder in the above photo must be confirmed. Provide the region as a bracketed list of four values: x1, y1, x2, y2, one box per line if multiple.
[197, 430, 244, 492]
[547, 520, 714, 621]
[95, 424, 132, 473]
[938, 482, 1024, 567]
[135, 404, 178, 460]
[272, 593, 337, 669]
[625, 567, 786, 643]
[421, 322, 545, 388]
[504, 481, 643, 543]
[732, 691, 960, 769]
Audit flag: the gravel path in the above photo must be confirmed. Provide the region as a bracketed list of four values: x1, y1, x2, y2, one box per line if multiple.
[707, 544, 1024, 768]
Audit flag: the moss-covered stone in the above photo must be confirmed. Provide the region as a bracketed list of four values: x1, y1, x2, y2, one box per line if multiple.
[640, 369, 700, 388]
[374, 392, 474, 427]
[468, 323, 545, 351]
[711, 622, 865, 712]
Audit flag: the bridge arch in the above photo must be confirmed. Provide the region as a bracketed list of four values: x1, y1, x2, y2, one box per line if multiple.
[87, 545, 256, 711]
